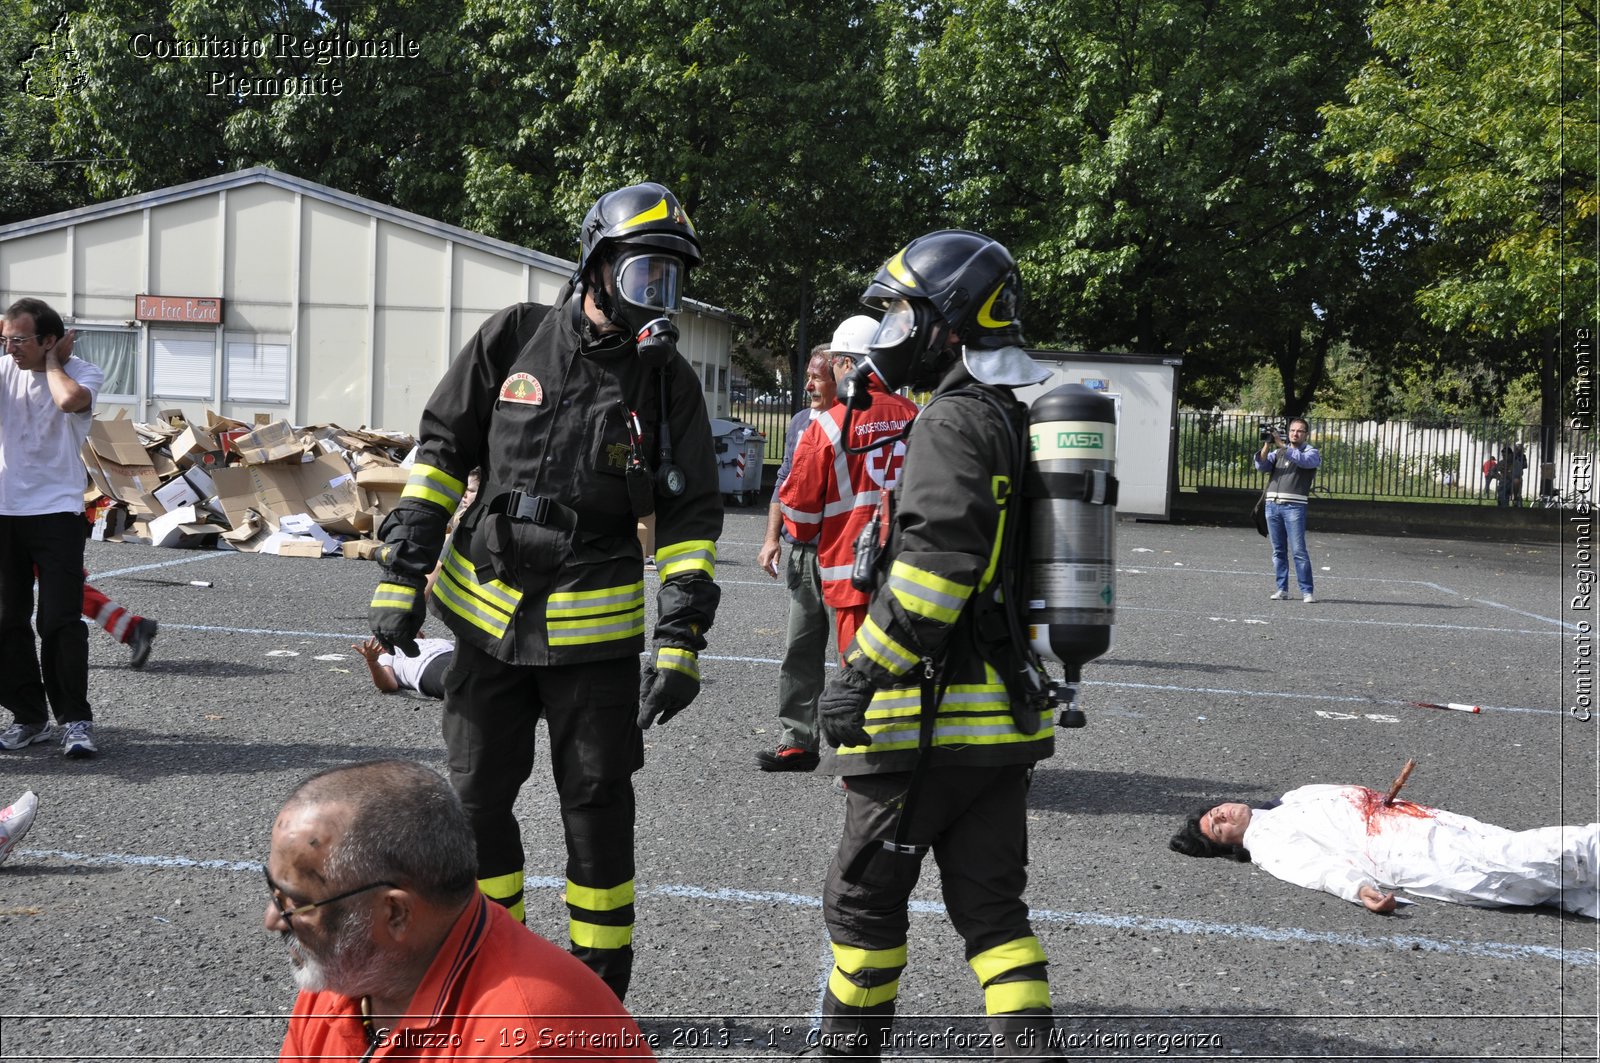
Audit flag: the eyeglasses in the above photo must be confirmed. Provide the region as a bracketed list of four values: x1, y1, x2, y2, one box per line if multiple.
[264, 868, 396, 924]
[1, 334, 42, 349]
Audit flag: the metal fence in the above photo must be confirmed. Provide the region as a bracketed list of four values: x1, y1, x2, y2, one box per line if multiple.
[1178, 410, 1594, 504]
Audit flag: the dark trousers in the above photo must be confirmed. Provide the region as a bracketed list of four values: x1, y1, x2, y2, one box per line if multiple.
[442, 642, 643, 999]
[821, 764, 1056, 1059]
[0, 513, 90, 726]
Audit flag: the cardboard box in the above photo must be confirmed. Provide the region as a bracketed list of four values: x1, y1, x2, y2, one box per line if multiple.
[233, 420, 308, 465]
[169, 424, 220, 464]
[87, 415, 155, 467]
[152, 475, 201, 513]
[354, 465, 409, 523]
[147, 504, 220, 548]
[342, 539, 382, 560]
[81, 442, 160, 516]
[210, 453, 365, 534]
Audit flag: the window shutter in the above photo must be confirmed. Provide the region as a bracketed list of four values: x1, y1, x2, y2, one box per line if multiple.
[226, 340, 290, 403]
[150, 333, 215, 399]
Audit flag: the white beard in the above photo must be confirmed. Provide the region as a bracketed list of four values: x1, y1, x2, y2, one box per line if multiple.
[285, 906, 382, 996]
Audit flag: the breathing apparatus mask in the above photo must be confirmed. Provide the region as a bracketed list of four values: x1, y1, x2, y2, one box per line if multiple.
[584, 249, 688, 368]
[840, 298, 953, 410]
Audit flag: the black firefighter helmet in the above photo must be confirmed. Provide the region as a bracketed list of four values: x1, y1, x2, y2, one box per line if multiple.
[575, 182, 702, 335]
[858, 229, 1024, 393]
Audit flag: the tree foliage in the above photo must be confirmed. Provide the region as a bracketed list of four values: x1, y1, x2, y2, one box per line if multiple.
[912, 0, 1389, 416]
[1322, 0, 1596, 339]
[7, 0, 1590, 424]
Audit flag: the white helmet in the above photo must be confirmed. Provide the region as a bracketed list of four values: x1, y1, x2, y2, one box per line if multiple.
[828, 315, 879, 361]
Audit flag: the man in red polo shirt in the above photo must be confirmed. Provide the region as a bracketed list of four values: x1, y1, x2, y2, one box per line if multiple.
[266, 760, 654, 1061]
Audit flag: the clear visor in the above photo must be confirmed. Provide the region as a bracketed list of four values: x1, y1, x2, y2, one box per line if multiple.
[871, 298, 919, 349]
[613, 253, 684, 314]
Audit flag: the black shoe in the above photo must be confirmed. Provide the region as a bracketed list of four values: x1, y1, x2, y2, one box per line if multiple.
[128, 618, 158, 670]
[756, 745, 820, 772]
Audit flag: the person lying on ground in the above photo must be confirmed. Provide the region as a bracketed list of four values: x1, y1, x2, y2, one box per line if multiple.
[1170, 783, 1599, 917]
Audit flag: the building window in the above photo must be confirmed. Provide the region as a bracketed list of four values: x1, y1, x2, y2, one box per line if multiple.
[226, 338, 290, 403]
[70, 327, 138, 399]
[150, 330, 215, 400]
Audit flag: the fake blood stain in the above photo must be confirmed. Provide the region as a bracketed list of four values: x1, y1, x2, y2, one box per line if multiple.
[1349, 785, 1436, 835]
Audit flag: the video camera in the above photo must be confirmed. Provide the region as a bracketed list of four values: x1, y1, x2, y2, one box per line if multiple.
[1258, 421, 1286, 442]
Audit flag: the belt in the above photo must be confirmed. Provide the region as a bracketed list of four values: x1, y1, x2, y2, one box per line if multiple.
[486, 490, 635, 537]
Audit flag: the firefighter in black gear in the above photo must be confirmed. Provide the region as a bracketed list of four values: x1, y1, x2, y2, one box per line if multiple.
[815, 230, 1060, 1058]
[369, 182, 722, 1002]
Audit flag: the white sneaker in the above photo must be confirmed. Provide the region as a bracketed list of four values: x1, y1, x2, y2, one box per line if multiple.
[61, 720, 97, 759]
[0, 722, 50, 750]
[1303, 592, 1317, 604]
[1269, 589, 1288, 600]
[0, 790, 38, 865]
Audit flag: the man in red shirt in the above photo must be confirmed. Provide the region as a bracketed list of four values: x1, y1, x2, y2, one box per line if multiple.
[779, 316, 918, 655]
[266, 760, 654, 1061]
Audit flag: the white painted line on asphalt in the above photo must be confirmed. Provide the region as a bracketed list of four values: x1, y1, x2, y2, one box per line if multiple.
[16, 848, 1593, 968]
[88, 554, 219, 580]
[1084, 678, 1559, 717]
[1119, 605, 1562, 638]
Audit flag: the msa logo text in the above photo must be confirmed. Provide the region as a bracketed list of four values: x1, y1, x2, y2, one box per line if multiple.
[1055, 431, 1104, 449]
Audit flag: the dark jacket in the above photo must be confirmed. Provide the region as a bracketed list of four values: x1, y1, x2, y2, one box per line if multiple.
[381, 293, 722, 666]
[824, 365, 1054, 776]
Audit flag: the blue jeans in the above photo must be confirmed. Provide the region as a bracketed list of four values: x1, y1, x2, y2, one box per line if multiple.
[1265, 501, 1312, 595]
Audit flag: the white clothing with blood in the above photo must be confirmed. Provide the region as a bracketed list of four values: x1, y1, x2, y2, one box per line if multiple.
[1242, 784, 1600, 914]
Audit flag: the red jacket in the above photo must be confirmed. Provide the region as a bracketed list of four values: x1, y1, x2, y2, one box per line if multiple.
[779, 378, 917, 607]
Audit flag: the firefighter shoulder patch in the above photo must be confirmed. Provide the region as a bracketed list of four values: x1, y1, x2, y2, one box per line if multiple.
[499, 373, 544, 405]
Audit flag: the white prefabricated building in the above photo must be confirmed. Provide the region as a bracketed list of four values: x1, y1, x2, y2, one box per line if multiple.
[0, 167, 736, 432]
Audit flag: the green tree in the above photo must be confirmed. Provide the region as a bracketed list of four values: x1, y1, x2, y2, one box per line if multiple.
[30, 0, 474, 220]
[457, 0, 936, 400]
[1321, 0, 1597, 441]
[1, 3, 85, 224]
[914, 0, 1398, 417]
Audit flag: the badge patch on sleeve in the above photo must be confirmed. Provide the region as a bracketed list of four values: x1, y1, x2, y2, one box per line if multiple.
[499, 373, 544, 405]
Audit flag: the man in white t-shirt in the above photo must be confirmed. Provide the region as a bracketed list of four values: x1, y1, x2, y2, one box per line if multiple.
[0, 299, 104, 759]
[354, 636, 453, 699]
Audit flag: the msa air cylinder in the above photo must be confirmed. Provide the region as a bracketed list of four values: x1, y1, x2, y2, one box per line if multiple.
[1024, 383, 1118, 726]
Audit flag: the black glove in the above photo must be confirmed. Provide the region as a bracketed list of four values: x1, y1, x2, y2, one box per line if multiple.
[369, 579, 426, 657]
[819, 665, 875, 749]
[637, 646, 700, 729]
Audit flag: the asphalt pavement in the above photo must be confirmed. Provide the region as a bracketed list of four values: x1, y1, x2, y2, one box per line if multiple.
[0, 513, 1594, 1061]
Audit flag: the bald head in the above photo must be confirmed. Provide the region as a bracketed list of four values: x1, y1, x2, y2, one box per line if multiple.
[281, 761, 476, 904]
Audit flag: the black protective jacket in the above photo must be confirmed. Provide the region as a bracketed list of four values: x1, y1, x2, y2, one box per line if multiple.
[379, 291, 722, 666]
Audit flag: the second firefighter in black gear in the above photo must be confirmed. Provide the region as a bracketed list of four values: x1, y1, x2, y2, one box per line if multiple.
[369, 182, 722, 1002]
[817, 230, 1061, 1058]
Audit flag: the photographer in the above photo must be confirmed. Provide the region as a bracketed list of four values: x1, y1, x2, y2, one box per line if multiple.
[1254, 417, 1321, 603]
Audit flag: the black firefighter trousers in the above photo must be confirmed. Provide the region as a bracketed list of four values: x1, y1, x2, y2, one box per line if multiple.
[442, 641, 643, 1002]
[822, 764, 1059, 1059]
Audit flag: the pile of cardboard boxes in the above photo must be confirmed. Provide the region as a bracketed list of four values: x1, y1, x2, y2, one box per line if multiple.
[82, 411, 417, 559]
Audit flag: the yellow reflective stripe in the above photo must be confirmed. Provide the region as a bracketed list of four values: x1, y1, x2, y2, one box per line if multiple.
[548, 582, 645, 618]
[981, 475, 1010, 590]
[566, 878, 635, 912]
[886, 247, 917, 290]
[831, 942, 907, 973]
[478, 871, 525, 921]
[547, 609, 646, 645]
[888, 559, 970, 624]
[969, 936, 1046, 985]
[657, 539, 717, 580]
[440, 546, 521, 614]
[400, 463, 465, 512]
[370, 582, 416, 610]
[828, 969, 900, 1009]
[855, 617, 918, 676]
[985, 979, 1051, 1014]
[618, 196, 670, 229]
[656, 646, 699, 680]
[570, 918, 633, 950]
[435, 549, 520, 640]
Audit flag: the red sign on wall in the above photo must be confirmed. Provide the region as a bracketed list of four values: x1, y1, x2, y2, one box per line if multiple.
[135, 295, 223, 324]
